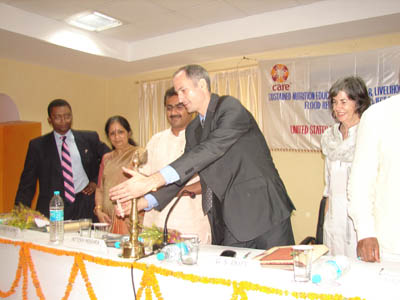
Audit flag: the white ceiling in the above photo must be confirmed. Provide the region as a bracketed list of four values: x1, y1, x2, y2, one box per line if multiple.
[0, 0, 400, 78]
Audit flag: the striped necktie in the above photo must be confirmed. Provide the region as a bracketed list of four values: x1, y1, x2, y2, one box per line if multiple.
[61, 136, 75, 202]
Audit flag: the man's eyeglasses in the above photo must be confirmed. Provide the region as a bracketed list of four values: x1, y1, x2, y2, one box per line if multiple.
[166, 103, 185, 111]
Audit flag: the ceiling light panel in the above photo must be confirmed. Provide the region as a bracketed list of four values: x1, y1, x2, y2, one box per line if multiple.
[68, 11, 122, 32]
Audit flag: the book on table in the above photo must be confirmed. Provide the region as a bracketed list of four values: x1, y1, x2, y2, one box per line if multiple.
[254, 244, 329, 266]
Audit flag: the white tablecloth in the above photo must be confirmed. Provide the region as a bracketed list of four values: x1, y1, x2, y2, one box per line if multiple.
[1, 229, 399, 300]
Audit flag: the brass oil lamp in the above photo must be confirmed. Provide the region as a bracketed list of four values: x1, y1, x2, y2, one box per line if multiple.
[122, 148, 147, 259]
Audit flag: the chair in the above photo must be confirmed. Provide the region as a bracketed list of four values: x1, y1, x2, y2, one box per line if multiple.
[300, 196, 327, 245]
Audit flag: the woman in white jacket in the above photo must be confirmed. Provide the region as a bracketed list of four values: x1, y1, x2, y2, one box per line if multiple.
[321, 76, 371, 258]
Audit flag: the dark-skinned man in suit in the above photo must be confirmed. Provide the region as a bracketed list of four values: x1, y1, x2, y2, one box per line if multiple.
[15, 99, 110, 221]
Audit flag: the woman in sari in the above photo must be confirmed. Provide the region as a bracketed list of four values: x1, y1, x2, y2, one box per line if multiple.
[94, 115, 138, 234]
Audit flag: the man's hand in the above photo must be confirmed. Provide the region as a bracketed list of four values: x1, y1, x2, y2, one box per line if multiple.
[82, 182, 97, 195]
[177, 181, 201, 197]
[357, 237, 380, 262]
[114, 197, 149, 217]
[109, 168, 165, 203]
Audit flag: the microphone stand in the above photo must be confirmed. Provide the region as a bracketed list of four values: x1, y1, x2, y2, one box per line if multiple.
[162, 190, 195, 247]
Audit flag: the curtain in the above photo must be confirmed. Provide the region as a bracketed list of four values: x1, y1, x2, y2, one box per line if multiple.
[138, 79, 172, 147]
[211, 67, 261, 128]
[138, 66, 260, 147]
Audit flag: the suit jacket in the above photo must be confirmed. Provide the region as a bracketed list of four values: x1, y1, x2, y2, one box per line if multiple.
[152, 94, 295, 242]
[15, 130, 110, 218]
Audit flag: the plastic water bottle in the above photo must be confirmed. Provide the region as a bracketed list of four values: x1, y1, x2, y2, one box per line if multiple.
[156, 243, 188, 262]
[49, 191, 64, 244]
[311, 256, 350, 284]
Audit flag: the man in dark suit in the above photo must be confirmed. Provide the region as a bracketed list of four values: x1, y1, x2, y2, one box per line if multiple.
[110, 65, 295, 249]
[15, 99, 110, 220]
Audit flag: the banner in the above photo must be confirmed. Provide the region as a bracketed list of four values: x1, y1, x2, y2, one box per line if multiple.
[260, 46, 400, 151]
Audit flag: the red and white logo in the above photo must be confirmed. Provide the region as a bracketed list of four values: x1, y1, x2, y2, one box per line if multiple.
[271, 64, 289, 83]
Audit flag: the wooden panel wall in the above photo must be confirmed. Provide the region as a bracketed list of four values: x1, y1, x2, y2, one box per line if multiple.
[0, 121, 41, 213]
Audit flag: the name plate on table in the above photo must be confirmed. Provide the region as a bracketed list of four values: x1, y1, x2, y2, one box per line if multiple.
[215, 256, 261, 269]
[65, 236, 108, 254]
[0, 224, 22, 238]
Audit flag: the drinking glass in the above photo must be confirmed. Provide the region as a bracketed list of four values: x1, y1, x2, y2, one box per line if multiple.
[93, 223, 111, 239]
[79, 219, 92, 237]
[292, 245, 313, 282]
[179, 234, 200, 265]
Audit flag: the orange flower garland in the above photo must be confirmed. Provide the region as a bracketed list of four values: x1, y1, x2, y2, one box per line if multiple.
[232, 281, 247, 300]
[62, 257, 79, 300]
[24, 247, 45, 300]
[0, 245, 23, 298]
[76, 254, 97, 300]
[136, 265, 163, 300]
[21, 247, 28, 300]
[0, 238, 364, 300]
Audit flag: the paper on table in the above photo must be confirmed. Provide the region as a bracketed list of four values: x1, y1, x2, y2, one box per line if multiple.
[35, 217, 49, 228]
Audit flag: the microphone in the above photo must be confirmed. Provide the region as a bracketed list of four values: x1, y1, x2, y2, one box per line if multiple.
[162, 190, 196, 246]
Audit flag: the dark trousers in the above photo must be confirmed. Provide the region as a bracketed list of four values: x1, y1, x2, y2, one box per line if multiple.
[64, 191, 95, 221]
[223, 217, 294, 250]
[206, 196, 225, 245]
[207, 196, 294, 249]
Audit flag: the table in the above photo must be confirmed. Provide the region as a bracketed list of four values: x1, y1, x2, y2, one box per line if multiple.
[1, 229, 399, 300]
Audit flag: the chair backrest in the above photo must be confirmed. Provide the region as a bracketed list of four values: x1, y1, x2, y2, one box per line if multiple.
[315, 196, 327, 244]
[299, 196, 327, 245]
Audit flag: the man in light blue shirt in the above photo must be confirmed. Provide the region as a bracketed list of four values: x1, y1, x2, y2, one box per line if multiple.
[111, 65, 295, 249]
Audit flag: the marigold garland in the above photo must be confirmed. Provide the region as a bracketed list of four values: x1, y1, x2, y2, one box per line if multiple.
[0, 237, 365, 300]
[76, 254, 97, 300]
[24, 247, 45, 300]
[232, 281, 248, 300]
[0, 244, 22, 298]
[21, 247, 28, 300]
[136, 265, 164, 300]
[62, 258, 79, 300]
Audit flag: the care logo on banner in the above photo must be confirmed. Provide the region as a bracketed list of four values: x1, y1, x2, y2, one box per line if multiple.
[271, 64, 289, 84]
[260, 46, 400, 151]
